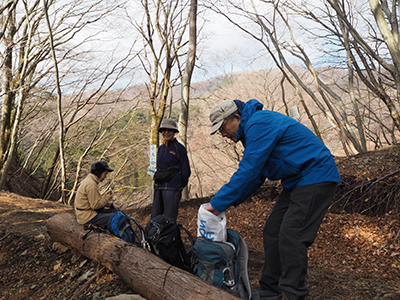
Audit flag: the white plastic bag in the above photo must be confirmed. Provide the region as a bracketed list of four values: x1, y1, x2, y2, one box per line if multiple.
[197, 203, 227, 242]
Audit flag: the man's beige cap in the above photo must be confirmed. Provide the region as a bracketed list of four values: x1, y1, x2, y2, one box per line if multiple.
[209, 100, 237, 135]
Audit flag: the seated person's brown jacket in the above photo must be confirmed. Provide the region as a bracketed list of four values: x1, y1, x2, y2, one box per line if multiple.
[74, 173, 113, 224]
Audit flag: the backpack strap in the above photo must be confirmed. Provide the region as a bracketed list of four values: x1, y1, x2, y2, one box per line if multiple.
[82, 222, 106, 240]
[177, 224, 195, 272]
[119, 222, 131, 237]
[128, 215, 151, 251]
[227, 229, 252, 300]
[178, 224, 195, 246]
[237, 235, 251, 299]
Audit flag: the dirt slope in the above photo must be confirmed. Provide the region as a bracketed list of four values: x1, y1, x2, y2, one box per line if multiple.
[1, 146, 400, 299]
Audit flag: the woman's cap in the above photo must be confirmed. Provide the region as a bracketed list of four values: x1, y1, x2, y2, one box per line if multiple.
[158, 119, 179, 133]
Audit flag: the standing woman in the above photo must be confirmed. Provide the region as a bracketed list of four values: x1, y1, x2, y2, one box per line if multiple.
[151, 119, 191, 220]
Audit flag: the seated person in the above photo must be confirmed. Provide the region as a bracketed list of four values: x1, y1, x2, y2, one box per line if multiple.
[74, 160, 120, 227]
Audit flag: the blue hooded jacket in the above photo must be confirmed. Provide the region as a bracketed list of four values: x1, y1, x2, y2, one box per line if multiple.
[210, 99, 341, 213]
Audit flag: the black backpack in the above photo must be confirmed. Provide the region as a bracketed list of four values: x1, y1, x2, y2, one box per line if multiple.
[145, 215, 195, 273]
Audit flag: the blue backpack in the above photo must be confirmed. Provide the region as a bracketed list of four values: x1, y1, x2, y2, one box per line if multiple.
[107, 211, 149, 249]
[193, 228, 252, 299]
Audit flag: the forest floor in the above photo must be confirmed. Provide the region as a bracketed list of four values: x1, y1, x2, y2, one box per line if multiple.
[2, 145, 400, 299]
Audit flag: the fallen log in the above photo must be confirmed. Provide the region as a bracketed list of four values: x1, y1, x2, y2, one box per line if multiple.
[46, 211, 240, 300]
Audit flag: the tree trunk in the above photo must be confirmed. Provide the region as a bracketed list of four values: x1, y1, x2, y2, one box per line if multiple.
[40, 147, 59, 199]
[43, 0, 67, 203]
[0, 6, 16, 186]
[46, 211, 240, 300]
[178, 0, 197, 201]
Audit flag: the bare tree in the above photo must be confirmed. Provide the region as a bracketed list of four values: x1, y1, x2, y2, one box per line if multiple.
[0, 0, 146, 199]
[65, 95, 141, 206]
[43, 0, 67, 202]
[39, 46, 140, 201]
[178, 0, 197, 200]
[128, 0, 193, 146]
[202, 0, 400, 155]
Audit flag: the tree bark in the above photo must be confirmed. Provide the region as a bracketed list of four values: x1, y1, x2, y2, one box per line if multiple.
[46, 211, 240, 300]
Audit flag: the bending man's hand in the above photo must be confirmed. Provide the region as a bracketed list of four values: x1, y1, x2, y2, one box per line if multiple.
[205, 204, 220, 216]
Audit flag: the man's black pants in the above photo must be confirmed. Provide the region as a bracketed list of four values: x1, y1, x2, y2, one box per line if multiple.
[259, 182, 337, 300]
[87, 207, 118, 228]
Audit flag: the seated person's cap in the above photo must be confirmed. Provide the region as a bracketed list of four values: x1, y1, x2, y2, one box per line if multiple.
[209, 100, 238, 135]
[91, 161, 114, 173]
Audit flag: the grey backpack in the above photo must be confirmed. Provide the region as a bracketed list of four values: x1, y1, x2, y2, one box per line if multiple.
[193, 228, 252, 299]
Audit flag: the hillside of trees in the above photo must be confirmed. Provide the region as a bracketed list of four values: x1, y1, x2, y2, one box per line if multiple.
[2, 0, 400, 212]
[4, 67, 398, 213]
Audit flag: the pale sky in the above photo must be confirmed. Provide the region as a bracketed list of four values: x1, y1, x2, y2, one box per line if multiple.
[194, 13, 267, 82]
[61, 1, 272, 91]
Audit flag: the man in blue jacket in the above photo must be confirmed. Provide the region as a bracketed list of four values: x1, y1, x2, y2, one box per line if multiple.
[206, 99, 341, 300]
